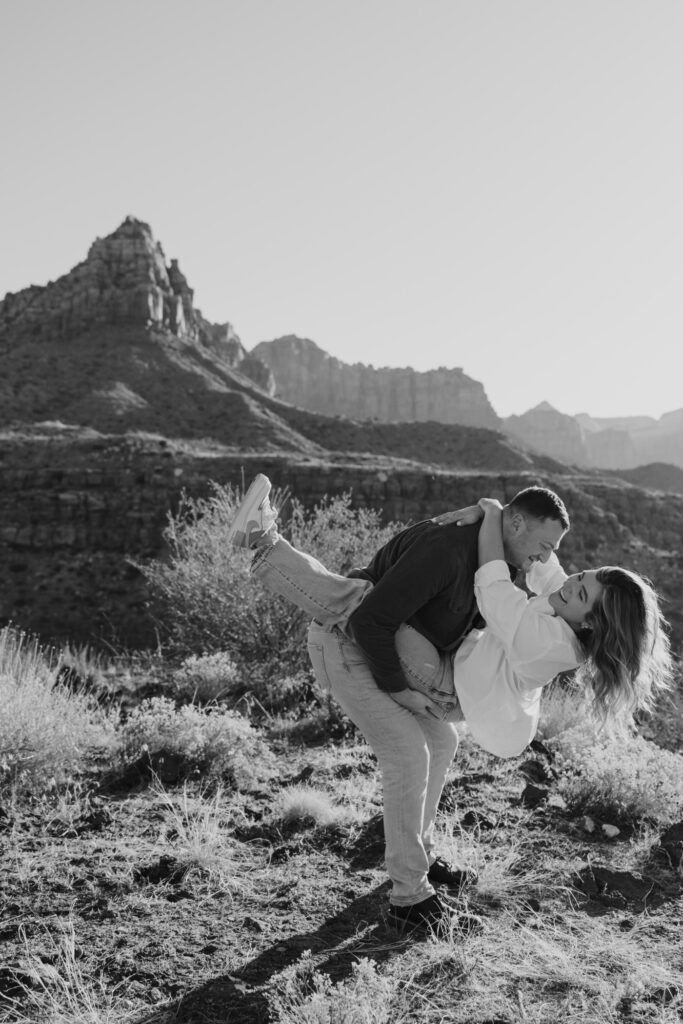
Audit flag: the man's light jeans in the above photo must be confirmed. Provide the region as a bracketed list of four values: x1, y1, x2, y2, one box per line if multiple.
[252, 537, 460, 905]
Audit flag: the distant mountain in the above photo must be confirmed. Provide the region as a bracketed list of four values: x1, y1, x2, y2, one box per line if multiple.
[253, 335, 502, 430]
[504, 403, 591, 466]
[505, 403, 683, 479]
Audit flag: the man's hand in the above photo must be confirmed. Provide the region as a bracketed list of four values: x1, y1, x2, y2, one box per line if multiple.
[432, 504, 483, 527]
[389, 687, 455, 719]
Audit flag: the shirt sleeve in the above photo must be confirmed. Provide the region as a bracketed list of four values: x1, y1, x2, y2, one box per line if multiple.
[347, 528, 471, 692]
[474, 559, 574, 669]
[525, 552, 568, 597]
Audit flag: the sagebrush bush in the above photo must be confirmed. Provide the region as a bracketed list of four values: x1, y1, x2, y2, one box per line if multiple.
[138, 483, 401, 684]
[118, 696, 276, 788]
[270, 951, 395, 1024]
[0, 627, 116, 797]
[172, 651, 242, 703]
[550, 723, 683, 825]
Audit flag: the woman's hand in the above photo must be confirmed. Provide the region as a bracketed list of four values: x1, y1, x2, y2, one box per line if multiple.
[432, 504, 483, 527]
[433, 498, 504, 527]
[478, 497, 504, 515]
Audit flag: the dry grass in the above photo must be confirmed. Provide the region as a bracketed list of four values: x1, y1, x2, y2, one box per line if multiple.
[273, 785, 364, 828]
[0, 627, 117, 799]
[3, 920, 139, 1024]
[150, 778, 252, 891]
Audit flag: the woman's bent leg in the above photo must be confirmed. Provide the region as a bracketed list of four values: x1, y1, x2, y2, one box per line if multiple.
[307, 621, 440, 906]
[394, 625, 461, 721]
[252, 537, 372, 626]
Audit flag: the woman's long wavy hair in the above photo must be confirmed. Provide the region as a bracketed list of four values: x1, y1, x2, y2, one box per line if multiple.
[574, 566, 673, 725]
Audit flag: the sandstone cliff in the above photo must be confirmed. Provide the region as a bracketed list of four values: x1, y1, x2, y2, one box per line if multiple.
[252, 335, 502, 430]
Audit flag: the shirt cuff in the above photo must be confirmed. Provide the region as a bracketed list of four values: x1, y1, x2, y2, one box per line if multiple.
[474, 559, 512, 587]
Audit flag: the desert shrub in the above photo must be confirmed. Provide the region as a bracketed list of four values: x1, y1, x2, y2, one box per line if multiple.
[270, 951, 395, 1024]
[286, 493, 400, 574]
[273, 784, 358, 827]
[537, 674, 587, 741]
[636, 673, 683, 752]
[172, 651, 242, 703]
[118, 696, 275, 788]
[550, 723, 683, 826]
[0, 627, 117, 798]
[138, 482, 401, 680]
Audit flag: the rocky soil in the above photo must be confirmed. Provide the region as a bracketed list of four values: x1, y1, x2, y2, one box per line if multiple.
[1, 724, 682, 1024]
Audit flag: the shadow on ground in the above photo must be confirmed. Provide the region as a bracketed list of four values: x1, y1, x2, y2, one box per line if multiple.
[134, 882, 402, 1024]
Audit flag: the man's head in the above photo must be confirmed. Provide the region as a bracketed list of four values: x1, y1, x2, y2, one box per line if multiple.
[501, 487, 569, 572]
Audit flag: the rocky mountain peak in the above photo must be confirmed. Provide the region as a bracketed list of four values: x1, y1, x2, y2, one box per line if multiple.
[0, 217, 275, 394]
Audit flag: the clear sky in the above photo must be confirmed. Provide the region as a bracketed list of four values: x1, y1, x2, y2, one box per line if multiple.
[1, 1, 681, 420]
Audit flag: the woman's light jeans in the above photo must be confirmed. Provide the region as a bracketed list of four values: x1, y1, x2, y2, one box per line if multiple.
[252, 536, 460, 906]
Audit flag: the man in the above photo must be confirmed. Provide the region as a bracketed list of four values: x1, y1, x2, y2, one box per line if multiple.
[230, 479, 569, 933]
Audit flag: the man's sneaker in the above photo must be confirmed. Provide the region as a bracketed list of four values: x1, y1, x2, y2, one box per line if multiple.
[387, 894, 451, 935]
[427, 857, 478, 891]
[227, 474, 278, 549]
[387, 894, 481, 937]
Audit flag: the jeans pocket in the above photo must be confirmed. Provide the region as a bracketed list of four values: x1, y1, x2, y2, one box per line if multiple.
[337, 636, 370, 672]
[307, 641, 333, 693]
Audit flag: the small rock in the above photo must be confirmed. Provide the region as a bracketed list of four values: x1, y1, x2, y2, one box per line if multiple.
[571, 865, 654, 911]
[459, 810, 495, 830]
[166, 888, 193, 902]
[647, 985, 679, 1005]
[518, 759, 553, 785]
[602, 823, 620, 839]
[657, 821, 683, 871]
[520, 783, 548, 808]
[290, 765, 316, 784]
[530, 738, 554, 761]
[243, 916, 264, 932]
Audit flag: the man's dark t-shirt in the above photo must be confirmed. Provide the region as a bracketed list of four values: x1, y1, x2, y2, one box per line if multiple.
[346, 519, 486, 693]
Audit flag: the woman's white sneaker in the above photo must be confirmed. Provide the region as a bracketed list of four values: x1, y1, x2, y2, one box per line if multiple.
[227, 474, 278, 549]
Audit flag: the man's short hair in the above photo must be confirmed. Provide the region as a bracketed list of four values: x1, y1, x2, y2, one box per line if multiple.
[508, 486, 570, 531]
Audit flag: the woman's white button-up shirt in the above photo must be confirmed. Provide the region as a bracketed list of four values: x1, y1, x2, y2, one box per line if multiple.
[452, 555, 583, 758]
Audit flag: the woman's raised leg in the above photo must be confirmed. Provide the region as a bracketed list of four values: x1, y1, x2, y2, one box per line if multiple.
[252, 536, 372, 626]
